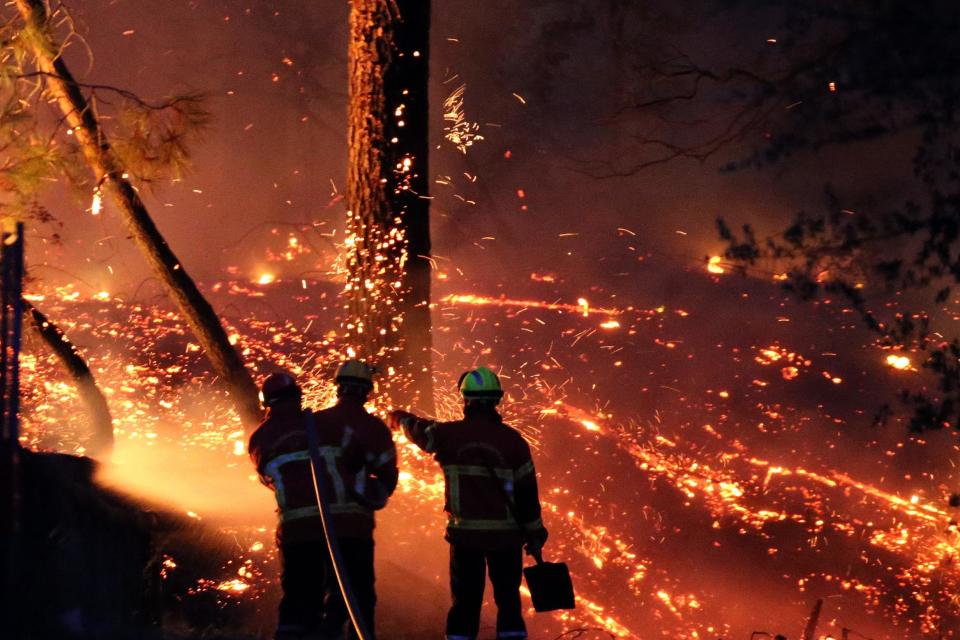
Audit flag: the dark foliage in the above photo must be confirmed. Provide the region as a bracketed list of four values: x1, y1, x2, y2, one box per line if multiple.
[584, 0, 960, 430]
[514, 1, 960, 428]
[692, 1, 960, 430]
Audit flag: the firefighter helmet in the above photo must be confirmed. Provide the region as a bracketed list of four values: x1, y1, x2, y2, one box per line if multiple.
[335, 359, 375, 387]
[458, 366, 504, 402]
[260, 372, 301, 407]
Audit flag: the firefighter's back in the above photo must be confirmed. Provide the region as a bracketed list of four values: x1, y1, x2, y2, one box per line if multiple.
[311, 397, 397, 538]
[313, 398, 393, 468]
[434, 411, 529, 468]
[431, 408, 533, 550]
[249, 404, 323, 543]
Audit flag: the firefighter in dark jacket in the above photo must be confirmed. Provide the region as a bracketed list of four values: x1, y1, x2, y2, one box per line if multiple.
[388, 366, 548, 640]
[249, 362, 398, 640]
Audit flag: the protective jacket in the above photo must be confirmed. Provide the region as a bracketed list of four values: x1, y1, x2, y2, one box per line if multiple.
[397, 405, 547, 550]
[249, 396, 398, 542]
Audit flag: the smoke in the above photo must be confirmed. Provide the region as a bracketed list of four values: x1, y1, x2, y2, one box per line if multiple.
[95, 432, 274, 525]
[92, 418, 453, 636]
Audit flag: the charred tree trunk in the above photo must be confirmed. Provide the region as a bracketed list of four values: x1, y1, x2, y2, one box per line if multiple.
[801, 598, 823, 640]
[347, 0, 434, 412]
[24, 302, 113, 458]
[15, 0, 261, 429]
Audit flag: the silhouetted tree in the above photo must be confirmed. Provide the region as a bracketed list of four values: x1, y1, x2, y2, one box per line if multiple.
[9, 0, 262, 428]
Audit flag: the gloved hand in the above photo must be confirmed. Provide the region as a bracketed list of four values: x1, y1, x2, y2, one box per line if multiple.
[350, 476, 391, 511]
[524, 527, 548, 560]
[387, 409, 415, 432]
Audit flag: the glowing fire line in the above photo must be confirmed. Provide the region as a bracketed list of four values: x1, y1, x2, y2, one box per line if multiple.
[442, 293, 621, 317]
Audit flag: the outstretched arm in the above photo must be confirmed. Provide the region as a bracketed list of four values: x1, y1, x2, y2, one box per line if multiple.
[388, 410, 442, 453]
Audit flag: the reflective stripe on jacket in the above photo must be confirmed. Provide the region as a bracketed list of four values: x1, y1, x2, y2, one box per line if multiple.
[402, 405, 546, 550]
[249, 397, 398, 542]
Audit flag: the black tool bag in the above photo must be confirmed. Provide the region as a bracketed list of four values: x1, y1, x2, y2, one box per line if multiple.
[483, 462, 576, 612]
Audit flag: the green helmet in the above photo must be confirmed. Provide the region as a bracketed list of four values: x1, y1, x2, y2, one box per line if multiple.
[458, 366, 504, 402]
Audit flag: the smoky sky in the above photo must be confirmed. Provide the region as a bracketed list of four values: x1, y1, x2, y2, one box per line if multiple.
[29, 0, 916, 299]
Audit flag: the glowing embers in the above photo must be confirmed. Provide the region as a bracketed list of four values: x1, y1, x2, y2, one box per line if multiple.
[754, 344, 811, 381]
[442, 84, 484, 154]
[885, 353, 914, 371]
[16, 277, 960, 636]
[264, 234, 311, 263]
[341, 200, 408, 350]
[216, 579, 251, 593]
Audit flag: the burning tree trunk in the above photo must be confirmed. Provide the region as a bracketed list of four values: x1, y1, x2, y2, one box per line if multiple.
[24, 302, 113, 458]
[346, 0, 434, 412]
[14, 0, 261, 429]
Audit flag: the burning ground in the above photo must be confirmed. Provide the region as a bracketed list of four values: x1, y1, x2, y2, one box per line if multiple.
[17, 252, 960, 639]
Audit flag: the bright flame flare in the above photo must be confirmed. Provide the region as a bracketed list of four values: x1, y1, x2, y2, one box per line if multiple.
[707, 256, 725, 275]
[90, 189, 103, 216]
[886, 354, 912, 371]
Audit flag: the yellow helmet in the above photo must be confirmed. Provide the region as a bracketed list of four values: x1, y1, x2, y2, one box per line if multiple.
[335, 359, 375, 387]
[458, 366, 504, 402]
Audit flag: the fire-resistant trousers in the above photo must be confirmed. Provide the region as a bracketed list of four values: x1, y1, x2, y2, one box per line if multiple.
[445, 544, 527, 640]
[277, 539, 327, 637]
[277, 537, 376, 640]
[320, 538, 376, 640]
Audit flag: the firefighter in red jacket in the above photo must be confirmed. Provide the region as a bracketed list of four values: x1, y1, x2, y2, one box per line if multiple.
[249, 362, 398, 640]
[388, 366, 548, 640]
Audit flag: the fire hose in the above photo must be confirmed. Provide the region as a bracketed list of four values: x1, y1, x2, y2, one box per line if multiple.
[303, 409, 373, 640]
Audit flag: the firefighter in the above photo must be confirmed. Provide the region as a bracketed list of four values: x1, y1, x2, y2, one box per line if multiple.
[249, 363, 398, 640]
[388, 366, 548, 640]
